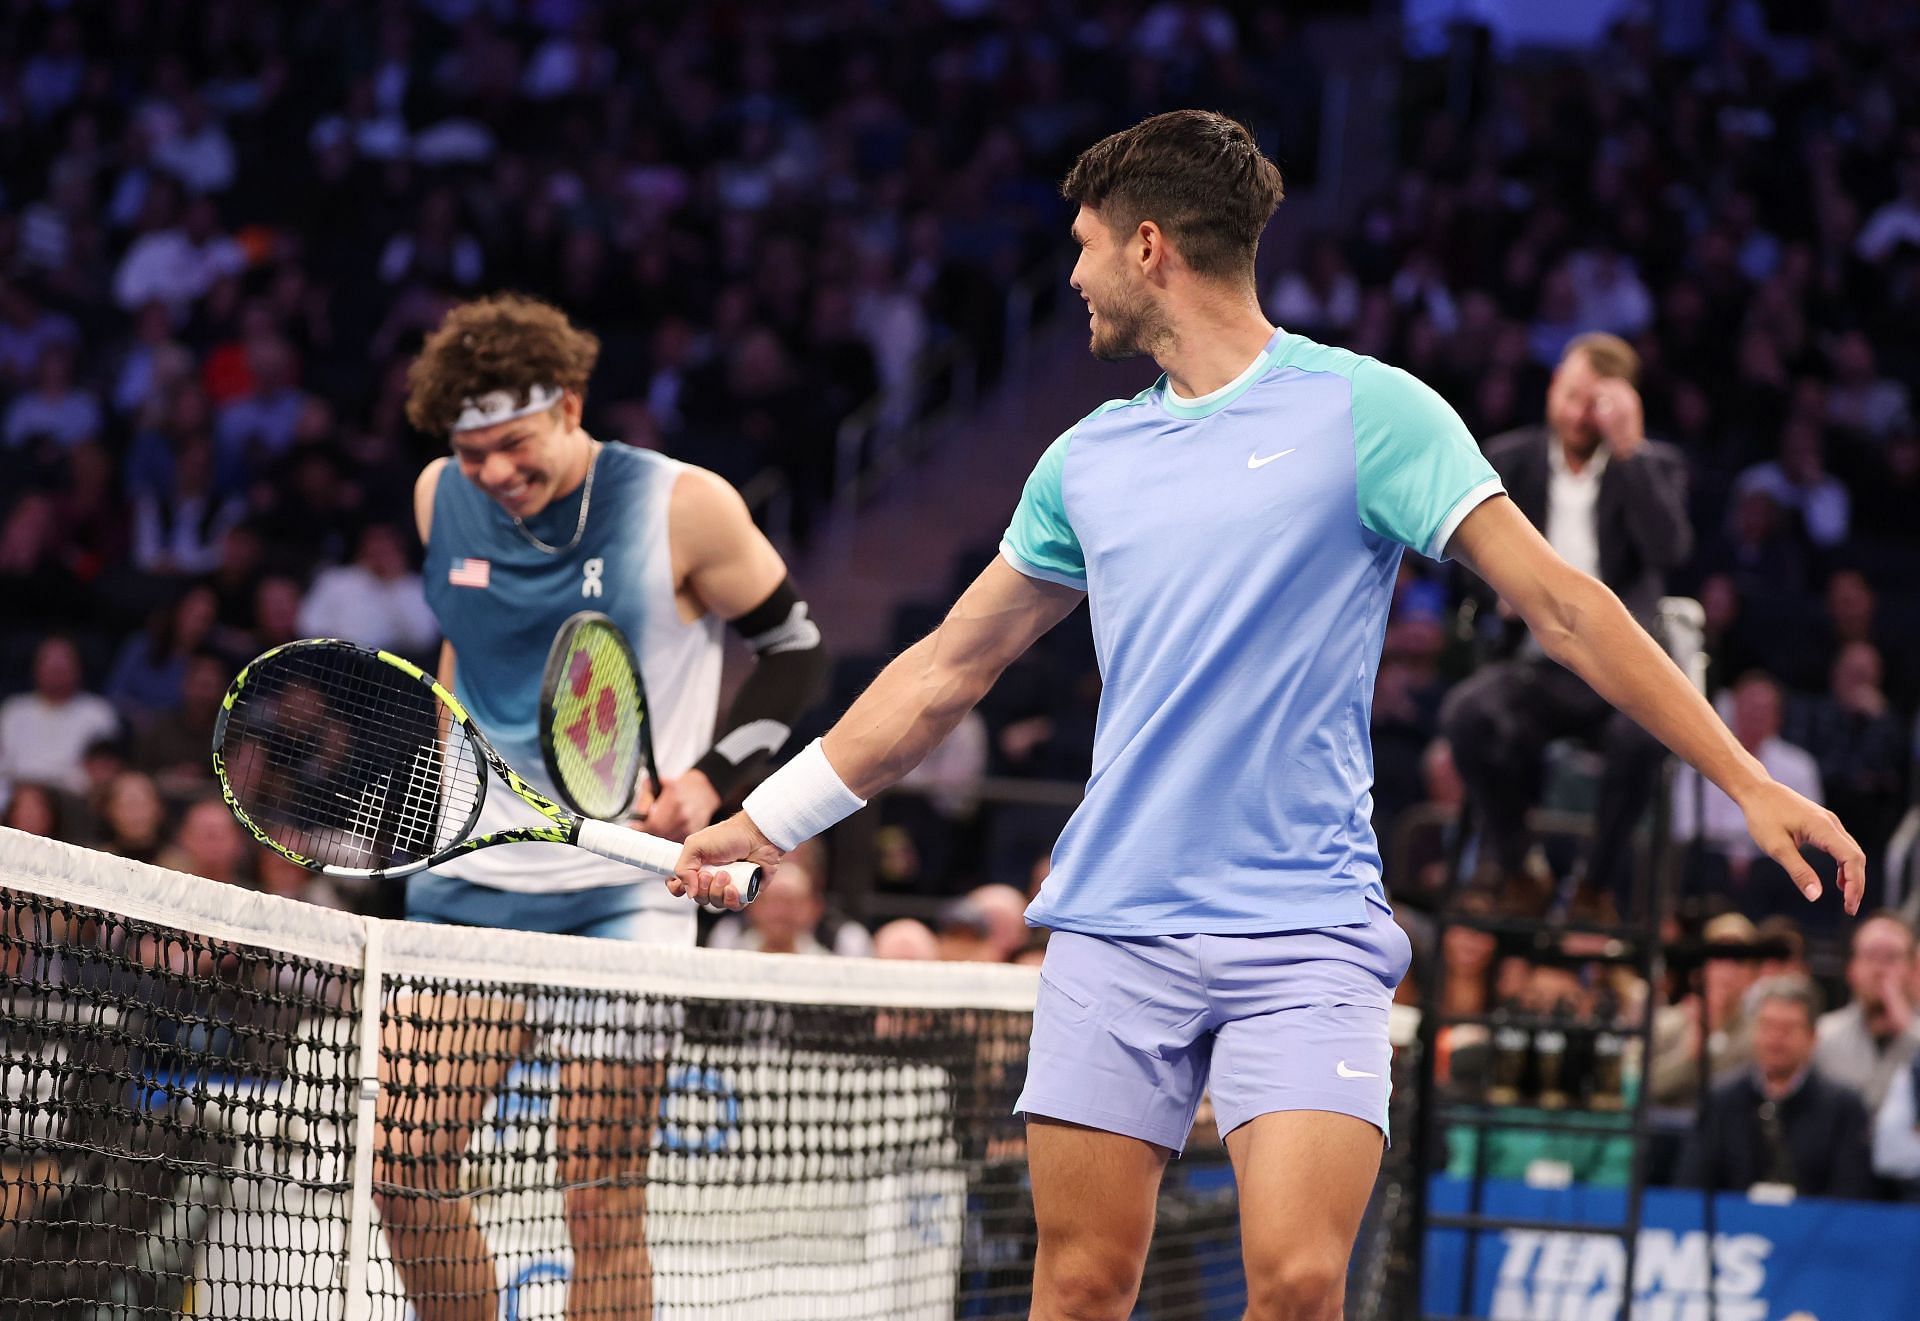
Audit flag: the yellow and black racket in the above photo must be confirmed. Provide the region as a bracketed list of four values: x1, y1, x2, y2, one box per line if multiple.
[210, 639, 758, 903]
[537, 611, 658, 821]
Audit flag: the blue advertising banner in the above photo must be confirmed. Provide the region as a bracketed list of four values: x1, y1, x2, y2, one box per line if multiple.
[1423, 1177, 1920, 1319]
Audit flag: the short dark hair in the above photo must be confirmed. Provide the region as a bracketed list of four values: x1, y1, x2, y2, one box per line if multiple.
[1062, 110, 1285, 283]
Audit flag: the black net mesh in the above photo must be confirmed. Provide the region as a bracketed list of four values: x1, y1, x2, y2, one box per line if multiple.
[0, 834, 1247, 1319]
[218, 642, 483, 871]
[0, 873, 360, 1318]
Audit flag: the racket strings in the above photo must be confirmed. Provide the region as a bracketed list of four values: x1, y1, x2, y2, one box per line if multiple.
[547, 622, 643, 820]
[220, 645, 484, 868]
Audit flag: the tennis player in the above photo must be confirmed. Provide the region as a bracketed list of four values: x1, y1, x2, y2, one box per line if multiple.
[381, 293, 826, 1321]
[675, 111, 1867, 1320]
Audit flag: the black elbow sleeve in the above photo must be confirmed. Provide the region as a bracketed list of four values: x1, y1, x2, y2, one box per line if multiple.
[692, 578, 829, 796]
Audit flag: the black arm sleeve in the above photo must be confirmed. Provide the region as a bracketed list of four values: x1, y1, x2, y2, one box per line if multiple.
[691, 577, 829, 798]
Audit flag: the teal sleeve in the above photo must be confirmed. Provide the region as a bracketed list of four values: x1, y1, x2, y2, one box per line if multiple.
[999, 431, 1087, 589]
[1352, 358, 1504, 559]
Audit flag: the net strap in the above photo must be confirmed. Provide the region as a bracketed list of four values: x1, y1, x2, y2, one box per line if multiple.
[340, 919, 384, 1321]
[0, 827, 1037, 1013]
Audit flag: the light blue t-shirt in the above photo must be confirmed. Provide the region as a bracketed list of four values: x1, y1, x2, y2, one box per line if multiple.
[1001, 328, 1503, 935]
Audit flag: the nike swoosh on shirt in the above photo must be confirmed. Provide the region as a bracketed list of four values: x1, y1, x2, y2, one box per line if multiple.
[1246, 448, 1297, 469]
[1335, 1061, 1379, 1080]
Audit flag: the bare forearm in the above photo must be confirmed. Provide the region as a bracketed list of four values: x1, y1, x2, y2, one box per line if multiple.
[1449, 495, 1863, 912]
[1540, 576, 1767, 803]
[821, 633, 990, 799]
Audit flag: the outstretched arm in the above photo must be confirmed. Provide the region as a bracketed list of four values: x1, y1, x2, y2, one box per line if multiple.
[671, 556, 1084, 906]
[1445, 494, 1866, 913]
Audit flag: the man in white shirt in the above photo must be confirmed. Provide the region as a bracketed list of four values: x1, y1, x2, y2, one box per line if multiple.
[1671, 671, 1825, 895]
[1441, 333, 1693, 911]
[0, 636, 121, 796]
[1819, 912, 1920, 1112]
[1825, 329, 1912, 442]
[151, 93, 236, 195]
[112, 194, 245, 315]
[213, 337, 309, 472]
[296, 524, 439, 658]
[1733, 416, 1850, 548]
[2, 342, 101, 452]
[1856, 157, 1920, 266]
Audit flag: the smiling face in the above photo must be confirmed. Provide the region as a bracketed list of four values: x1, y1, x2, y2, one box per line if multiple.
[1069, 205, 1167, 362]
[450, 395, 586, 519]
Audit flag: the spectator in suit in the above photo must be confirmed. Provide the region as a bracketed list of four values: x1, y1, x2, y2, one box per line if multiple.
[1676, 974, 1874, 1200]
[1815, 912, 1920, 1113]
[1441, 333, 1692, 912]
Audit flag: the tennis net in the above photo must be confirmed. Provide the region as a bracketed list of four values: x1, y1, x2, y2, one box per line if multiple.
[0, 828, 1245, 1319]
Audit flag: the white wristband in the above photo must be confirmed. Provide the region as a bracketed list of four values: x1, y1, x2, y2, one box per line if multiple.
[741, 738, 866, 851]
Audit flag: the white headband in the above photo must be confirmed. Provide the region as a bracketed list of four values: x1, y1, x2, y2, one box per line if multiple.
[451, 383, 563, 433]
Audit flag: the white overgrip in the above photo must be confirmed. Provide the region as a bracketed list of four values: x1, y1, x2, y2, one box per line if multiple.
[573, 816, 761, 904]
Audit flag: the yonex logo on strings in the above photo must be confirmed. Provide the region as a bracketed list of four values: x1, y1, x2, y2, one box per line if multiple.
[564, 650, 621, 786]
[581, 557, 604, 598]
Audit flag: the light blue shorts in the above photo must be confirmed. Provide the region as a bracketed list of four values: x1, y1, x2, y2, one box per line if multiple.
[1015, 898, 1410, 1152]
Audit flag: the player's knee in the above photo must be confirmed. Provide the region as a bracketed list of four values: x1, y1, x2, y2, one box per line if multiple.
[1243, 1246, 1346, 1321]
[1034, 1246, 1144, 1320]
[1035, 1269, 1136, 1321]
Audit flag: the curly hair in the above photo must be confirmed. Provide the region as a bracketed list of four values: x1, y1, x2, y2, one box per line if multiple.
[404, 294, 601, 436]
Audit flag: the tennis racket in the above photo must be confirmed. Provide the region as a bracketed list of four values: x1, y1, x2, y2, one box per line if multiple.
[211, 639, 760, 905]
[537, 611, 659, 820]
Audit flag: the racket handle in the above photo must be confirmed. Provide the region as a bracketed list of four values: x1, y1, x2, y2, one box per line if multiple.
[574, 818, 762, 906]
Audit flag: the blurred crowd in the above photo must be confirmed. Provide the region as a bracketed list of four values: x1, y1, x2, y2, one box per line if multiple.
[4, 0, 1920, 1202]
[0, 0, 1317, 897]
[1376, 2, 1920, 1203]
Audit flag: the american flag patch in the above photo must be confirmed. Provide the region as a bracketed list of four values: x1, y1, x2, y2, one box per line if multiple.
[448, 557, 491, 589]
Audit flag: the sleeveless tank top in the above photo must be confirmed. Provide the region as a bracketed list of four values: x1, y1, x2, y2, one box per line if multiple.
[422, 442, 723, 895]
